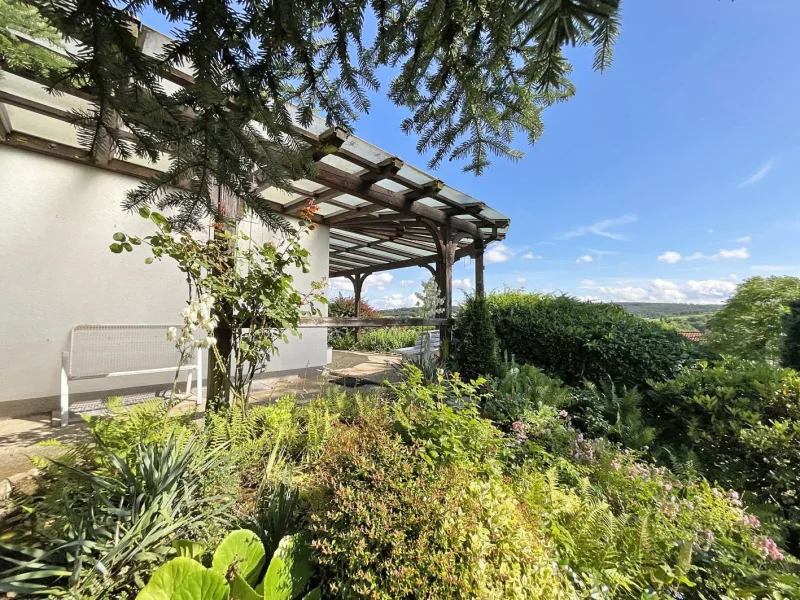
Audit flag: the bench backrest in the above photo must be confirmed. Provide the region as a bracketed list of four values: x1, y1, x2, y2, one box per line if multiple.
[416, 330, 441, 347]
[67, 324, 192, 379]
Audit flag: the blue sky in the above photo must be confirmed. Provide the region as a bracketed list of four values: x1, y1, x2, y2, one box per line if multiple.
[142, 2, 800, 309]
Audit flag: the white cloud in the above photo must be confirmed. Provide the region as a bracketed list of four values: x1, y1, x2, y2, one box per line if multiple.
[578, 295, 601, 302]
[575, 254, 594, 264]
[685, 279, 736, 300]
[328, 277, 354, 293]
[713, 247, 750, 260]
[517, 277, 527, 285]
[728, 274, 738, 280]
[685, 247, 750, 261]
[561, 215, 638, 241]
[587, 278, 736, 304]
[364, 272, 393, 292]
[400, 279, 415, 287]
[736, 236, 751, 243]
[453, 278, 472, 290]
[658, 251, 682, 264]
[522, 252, 542, 260]
[580, 279, 597, 287]
[486, 242, 512, 264]
[739, 158, 775, 187]
[373, 292, 421, 309]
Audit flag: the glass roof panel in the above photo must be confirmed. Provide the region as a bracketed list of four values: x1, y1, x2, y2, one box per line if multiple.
[380, 242, 433, 257]
[378, 179, 410, 193]
[319, 153, 363, 174]
[340, 136, 392, 164]
[396, 164, 432, 186]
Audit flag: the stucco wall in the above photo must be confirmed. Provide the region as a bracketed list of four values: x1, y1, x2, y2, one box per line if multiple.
[0, 145, 329, 415]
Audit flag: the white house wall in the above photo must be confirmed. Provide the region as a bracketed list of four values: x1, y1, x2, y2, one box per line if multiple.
[0, 145, 329, 417]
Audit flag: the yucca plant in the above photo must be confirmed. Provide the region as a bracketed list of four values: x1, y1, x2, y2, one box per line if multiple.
[0, 432, 233, 597]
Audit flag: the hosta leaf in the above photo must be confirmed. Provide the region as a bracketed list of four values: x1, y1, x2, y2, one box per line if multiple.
[231, 573, 261, 600]
[262, 535, 312, 600]
[212, 529, 266, 586]
[136, 557, 228, 600]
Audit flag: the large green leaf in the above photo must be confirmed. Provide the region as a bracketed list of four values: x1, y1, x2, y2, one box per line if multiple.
[212, 530, 266, 586]
[261, 535, 312, 600]
[230, 573, 261, 600]
[302, 588, 321, 600]
[136, 557, 229, 600]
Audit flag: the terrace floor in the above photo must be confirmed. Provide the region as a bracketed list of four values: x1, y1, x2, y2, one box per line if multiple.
[0, 350, 401, 483]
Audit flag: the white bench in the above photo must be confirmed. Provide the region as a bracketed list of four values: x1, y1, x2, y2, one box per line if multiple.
[60, 324, 203, 427]
[395, 330, 440, 357]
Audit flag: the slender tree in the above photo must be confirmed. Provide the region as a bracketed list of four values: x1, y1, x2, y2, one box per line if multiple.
[28, 0, 622, 229]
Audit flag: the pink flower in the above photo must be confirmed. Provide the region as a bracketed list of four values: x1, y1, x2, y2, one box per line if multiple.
[511, 421, 528, 442]
[755, 536, 784, 561]
[610, 459, 621, 470]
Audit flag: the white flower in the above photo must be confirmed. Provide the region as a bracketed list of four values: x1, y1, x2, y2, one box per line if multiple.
[166, 327, 179, 342]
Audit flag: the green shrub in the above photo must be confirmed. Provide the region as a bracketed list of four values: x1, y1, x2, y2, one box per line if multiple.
[782, 300, 800, 369]
[648, 359, 800, 551]
[486, 292, 695, 386]
[304, 423, 565, 599]
[326, 294, 379, 349]
[706, 276, 800, 362]
[452, 294, 500, 380]
[353, 326, 420, 352]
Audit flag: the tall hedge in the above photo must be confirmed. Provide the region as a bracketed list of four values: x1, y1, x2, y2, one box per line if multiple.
[485, 292, 694, 386]
[452, 295, 500, 381]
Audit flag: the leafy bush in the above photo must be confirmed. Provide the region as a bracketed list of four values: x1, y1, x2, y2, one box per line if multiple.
[706, 276, 800, 362]
[327, 294, 379, 349]
[352, 326, 420, 352]
[485, 292, 695, 386]
[648, 359, 800, 551]
[451, 294, 500, 380]
[482, 360, 573, 424]
[304, 422, 564, 599]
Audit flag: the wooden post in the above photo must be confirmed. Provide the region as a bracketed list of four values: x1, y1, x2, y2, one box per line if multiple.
[474, 239, 485, 298]
[435, 225, 456, 361]
[352, 273, 366, 342]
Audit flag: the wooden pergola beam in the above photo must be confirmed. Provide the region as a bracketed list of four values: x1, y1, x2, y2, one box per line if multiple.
[313, 162, 479, 235]
[331, 240, 477, 278]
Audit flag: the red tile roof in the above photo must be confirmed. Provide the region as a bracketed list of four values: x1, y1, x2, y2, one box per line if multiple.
[679, 331, 705, 342]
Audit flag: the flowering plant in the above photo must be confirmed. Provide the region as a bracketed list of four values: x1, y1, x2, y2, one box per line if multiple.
[111, 208, 326, 410]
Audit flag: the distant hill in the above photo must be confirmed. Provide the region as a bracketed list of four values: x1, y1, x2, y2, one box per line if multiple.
[615, 302, 722, 319]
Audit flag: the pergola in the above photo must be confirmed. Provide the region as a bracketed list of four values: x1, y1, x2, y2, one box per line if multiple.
[0, 24, 510, 354]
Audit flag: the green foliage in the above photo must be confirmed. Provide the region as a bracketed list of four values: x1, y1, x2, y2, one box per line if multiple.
[618, 303, 721, 319]
[0, 0, 68, 76]
[38, 0, 622, 228]
[451, 294, 500, 381]
[348, 326, 421, 353]
[305, 422, 563, 599]
[782, 300, 800, 370]
[326, 294, 379, 349]
[137, 531, 318, 600]
[571, 381, 656, 450]
[649, 359, 800, 550]
[482, 359, 573, 424]
[486, 291, 695, 386]
[706, 276, 800, 361]
[0, 430, 232, 597]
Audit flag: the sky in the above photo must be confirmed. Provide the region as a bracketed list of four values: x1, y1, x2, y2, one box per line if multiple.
[142, 2, 800, 310]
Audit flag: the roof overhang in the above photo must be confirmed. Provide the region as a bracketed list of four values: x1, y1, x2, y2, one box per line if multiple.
[0, 24, 510, 277]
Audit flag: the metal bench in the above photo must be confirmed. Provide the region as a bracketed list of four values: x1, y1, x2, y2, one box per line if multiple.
[60, 324, 203, 427]
[395, 330, 441, 357]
